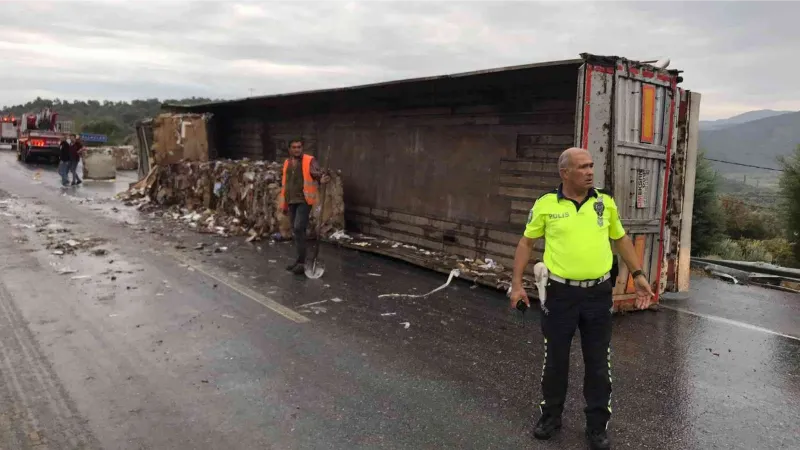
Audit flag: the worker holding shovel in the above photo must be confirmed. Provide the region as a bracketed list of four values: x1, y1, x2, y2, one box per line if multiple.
[279, 138, 330, 275]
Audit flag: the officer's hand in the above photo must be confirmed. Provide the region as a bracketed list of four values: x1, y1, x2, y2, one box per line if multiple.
[321, 174, 331, 184]
[509, 285, 530, 310]
[633, 275, 654, 310]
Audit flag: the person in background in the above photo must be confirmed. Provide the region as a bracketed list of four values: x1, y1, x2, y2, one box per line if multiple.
[69, 134, 83, 185]
[279, 138, 330, 274]
[58, 136, 72, 187]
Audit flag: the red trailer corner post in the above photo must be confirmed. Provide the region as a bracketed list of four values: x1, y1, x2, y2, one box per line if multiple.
[575, 54, 699, 311]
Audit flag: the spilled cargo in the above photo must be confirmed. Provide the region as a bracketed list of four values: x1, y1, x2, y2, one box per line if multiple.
[122, 159, 345, 241]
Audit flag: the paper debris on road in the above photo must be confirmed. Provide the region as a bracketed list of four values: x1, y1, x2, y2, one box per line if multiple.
[400, 322, 410, 329]
[330, 230, 352, 241]
[379, 269, 460, 299]
[381, 312, 397, 317]
[298, 299, 328, 308]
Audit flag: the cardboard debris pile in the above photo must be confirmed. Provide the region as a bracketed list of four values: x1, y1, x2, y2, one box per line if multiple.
[121, 159, 345, 240]
[328, 231, 534, 292]
[82, 147, 116, 180]
[111, 146, 138, 170]
[151, 113, 214, 166]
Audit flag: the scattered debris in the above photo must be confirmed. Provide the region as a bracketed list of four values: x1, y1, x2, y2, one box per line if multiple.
[381, 312, 397, 317]
[330, 230, 352, 241]
[222, 314, 235, 319]
[298, 299, 329, 308]
[479, 258, 499, 270]
[400, 322, 411, 329]
[70, 275, 92, 280]
[330, 297, 343, 303]
[367, 273, 382, 277]
[379, 269, 461, 299]
[57, 268, 77, 275]
[708, 270, 739, 284]
[306, 306, 327, 315]
[52, 250, 65, 256]
[118, 159, 345, 241]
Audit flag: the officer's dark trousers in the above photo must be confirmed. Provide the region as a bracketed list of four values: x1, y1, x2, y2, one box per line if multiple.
[539, 279, 613, 431]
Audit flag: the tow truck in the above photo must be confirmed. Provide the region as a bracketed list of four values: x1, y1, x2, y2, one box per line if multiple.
[16, 108, 69, 164]
[1, 114, 17, 151]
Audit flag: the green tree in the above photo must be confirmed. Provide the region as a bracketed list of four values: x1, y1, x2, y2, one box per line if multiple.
[778, 145, 800, 264]
[81, 118, 124, 144]
[691, 151, 725, 256]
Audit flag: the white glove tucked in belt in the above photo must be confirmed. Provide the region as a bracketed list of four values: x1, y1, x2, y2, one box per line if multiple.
[533, 262, 549, 314]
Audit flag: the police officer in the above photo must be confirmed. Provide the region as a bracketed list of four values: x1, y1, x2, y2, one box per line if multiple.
[509, 147, 654, 450]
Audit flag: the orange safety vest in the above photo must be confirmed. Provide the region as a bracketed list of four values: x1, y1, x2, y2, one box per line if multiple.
[280, 154, 318, 207]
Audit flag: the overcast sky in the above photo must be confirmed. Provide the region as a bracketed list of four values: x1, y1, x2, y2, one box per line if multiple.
[1, 0, 798, 120]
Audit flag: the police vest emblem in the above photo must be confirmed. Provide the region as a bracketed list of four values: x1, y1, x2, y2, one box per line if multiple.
[594, 195, 605, 227]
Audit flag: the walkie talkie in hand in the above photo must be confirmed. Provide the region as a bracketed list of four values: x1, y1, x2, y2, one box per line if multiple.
[506, 286, 530, 328]
[516, 299, 528, 327]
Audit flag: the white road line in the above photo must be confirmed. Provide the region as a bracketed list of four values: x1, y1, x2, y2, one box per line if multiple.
[659, 304, 799, 342]
[166, 250, 309, 324]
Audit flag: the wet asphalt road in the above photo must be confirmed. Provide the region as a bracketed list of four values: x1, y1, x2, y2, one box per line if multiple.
[0, 151, 798, 450]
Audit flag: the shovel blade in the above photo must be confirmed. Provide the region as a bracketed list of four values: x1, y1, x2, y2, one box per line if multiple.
[304, 260, 325, 279]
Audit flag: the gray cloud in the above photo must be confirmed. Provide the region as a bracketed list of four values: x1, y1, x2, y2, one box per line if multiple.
[1, 0, 799, 119]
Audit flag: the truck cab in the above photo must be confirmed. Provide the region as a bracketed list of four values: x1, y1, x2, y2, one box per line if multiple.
[16, 108, 69, 164]
[0, 115, 17, 151]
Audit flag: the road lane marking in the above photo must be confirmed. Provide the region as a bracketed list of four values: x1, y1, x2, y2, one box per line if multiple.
[659, 304, 799, 342]
[165, 249, 310, 324]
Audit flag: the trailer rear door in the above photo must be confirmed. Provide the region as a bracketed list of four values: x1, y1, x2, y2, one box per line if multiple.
[576, 56, 680, 307]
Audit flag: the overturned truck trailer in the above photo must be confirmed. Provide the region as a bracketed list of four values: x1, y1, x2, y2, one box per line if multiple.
[164, 53, 701, 310]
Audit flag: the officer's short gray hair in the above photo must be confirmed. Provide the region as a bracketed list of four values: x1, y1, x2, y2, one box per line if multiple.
[558, 147, 588, 171]
[558, 151, 571, 170]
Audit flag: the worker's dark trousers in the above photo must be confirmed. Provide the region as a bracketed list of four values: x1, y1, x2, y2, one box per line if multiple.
[539, 279, 613, 431]
[289, 202, 311, 264]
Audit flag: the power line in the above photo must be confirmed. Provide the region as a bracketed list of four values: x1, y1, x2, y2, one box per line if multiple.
[703, 157, 784, 172]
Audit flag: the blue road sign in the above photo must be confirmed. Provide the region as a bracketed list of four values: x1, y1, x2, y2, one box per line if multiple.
[79, 133, 108, 143]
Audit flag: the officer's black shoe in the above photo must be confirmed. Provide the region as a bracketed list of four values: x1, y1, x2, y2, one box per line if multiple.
[291, 263, 306, 275]
[533, 414, 562, 440]
[586, 428, 610, 450]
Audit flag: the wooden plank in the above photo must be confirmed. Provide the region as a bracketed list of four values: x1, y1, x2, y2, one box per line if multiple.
[510, 213, 529, 225]
[500, 160, 559, 173]
[511, 200, 534, 212]
[499, 176, 557, 190]
[498, 186, 541, 199]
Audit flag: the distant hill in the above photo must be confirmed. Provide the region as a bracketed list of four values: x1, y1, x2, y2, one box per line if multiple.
[699, 110, 800, 176]
[700, 109, 794, 131]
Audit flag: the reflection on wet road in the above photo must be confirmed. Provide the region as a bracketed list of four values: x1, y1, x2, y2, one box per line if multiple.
[0, 150, 798, 449]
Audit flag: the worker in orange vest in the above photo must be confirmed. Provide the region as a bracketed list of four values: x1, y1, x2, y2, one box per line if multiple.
[280, 138, 330, 274]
